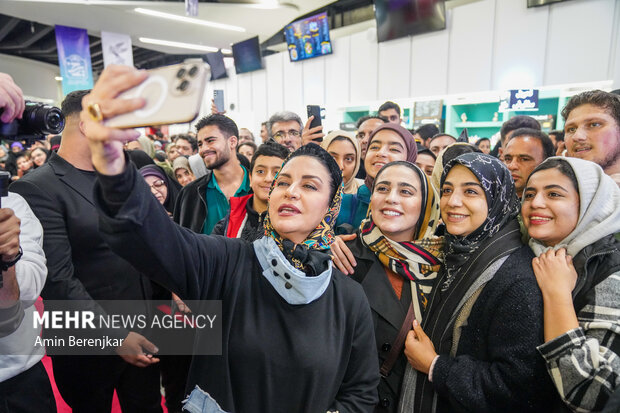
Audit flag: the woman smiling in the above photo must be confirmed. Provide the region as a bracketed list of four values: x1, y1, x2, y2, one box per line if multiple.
[522, 157, 620, 412]
[401, 153, 559, 412]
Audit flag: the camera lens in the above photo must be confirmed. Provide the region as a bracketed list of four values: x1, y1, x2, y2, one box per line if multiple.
[177, 80, 190, 92]
[188, 65, 198, 77]
[18, 102, 65, 135]
[176, 68, 186, 79]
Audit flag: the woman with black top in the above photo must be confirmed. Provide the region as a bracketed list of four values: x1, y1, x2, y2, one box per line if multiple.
[346, 161, 442, 412]
[401, 153, 559, 412]
[79, 65, 379, 413]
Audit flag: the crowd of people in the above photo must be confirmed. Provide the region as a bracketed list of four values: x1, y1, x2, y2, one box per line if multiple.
[0, 63, 619, 413]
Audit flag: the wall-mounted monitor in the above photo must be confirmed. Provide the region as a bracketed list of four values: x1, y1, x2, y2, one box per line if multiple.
[231, 36, 262, 74]
[283, 11, 333, 62]
[375, 0, 446, 43]
[205, 51, 227, 80]
[527, 0, 573, 7]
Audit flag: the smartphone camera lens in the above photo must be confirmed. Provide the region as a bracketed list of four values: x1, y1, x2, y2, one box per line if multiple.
[176, 68, 186, 79]
[188, 65, 198, 77]
[177, 80, 190, 92]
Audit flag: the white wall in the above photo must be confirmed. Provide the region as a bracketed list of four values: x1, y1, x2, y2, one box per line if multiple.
[0, 54, 61, 103]
[2, 0, 617, 135]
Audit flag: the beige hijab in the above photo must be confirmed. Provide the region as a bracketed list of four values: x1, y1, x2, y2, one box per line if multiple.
[321, 130, 362, 194]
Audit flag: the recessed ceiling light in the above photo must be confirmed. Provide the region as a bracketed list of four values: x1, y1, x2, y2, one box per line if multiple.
[135, 8, 246, 32]
[139, 37, 219, 53]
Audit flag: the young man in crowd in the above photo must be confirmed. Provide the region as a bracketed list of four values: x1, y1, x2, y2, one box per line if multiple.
[562, 90, 620, 185]
[378, 101, 401, 125]
[212, 141, 289, 240]
[173, 134, 197, 156]
[174, 114, 250, 234]
[415, 147, 437, 177]
[414, 124, 440, 148]
[502, 128, 554, 197]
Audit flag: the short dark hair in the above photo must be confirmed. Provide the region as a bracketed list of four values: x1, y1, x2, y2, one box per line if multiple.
[548, 130, 565, 142]
[194, 113, 239, 139]
[378, 101, 400, 116]
[475, 137, 490, 148]
[529, 158, 579, 194]
[356, 115, 388, 129]
[429, 133, 456, 145]
[561, 90, 620, 129]
[61, 90, 90, 118]
[508, 128, 555, 159]
[173, 134, 198, 152]
[417, 147, 436, 160]
[250, 141, 288, 173]
[237, 141, 257, 154]
[500, 115, 541, 143]
[416, 124, 440, 141]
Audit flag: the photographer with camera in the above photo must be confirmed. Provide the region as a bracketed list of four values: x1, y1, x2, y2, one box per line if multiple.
[0, 72, 55, 412]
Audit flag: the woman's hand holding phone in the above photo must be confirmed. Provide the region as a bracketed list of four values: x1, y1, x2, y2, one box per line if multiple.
[80, 65, 147, 176]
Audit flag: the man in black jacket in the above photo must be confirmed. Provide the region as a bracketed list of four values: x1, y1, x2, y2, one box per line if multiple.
[10, 90, 162, 412]
[173, 114, 250, 233]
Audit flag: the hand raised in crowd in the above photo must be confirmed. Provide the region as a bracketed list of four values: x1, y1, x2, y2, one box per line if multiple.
[79, 65, 148, 176]
[301, 115, 325, 145]
[0, 72, 25, 123]
[0, 208, 21, 262]
[404, 320, 437, 375]
[210, 98, 226, 115]
[116, 331, 160, 368]
[532, 248, 577, 301]
[330, 233, 357, 275]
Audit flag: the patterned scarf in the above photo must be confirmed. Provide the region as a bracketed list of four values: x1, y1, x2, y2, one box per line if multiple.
[263, 147, 343, 274]
[360, 162, 443, 313]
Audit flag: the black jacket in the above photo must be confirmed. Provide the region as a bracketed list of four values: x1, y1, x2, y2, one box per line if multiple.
[211, 194, 265, 242]
[10, 153, 153, 339]
[173, 170, 212, 233]
[348, 236, 412, 413]
[94, 164, 381, 412]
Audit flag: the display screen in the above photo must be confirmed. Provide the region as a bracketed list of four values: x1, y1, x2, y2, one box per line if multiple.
[205, 51, 227, 80]
[284, 12, 333, 62]
[232, 36, 262, 74]
[527, 0, 572, 7]
[375, 0, 446, 43]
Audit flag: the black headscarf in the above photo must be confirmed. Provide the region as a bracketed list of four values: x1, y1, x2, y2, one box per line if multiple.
[414, 153, 523, 413]
[138, 164, 181, 214]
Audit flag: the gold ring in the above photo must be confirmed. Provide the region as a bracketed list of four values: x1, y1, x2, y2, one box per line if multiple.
[87, 102, 103, 122]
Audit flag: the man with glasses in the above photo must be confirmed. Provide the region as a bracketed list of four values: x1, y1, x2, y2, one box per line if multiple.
[267, 111, 303, 152]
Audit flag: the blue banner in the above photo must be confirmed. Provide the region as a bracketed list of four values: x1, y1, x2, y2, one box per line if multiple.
[55, 25, 94, 96]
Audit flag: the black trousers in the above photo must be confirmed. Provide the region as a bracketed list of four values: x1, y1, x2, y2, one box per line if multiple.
[51, 355, 162, 413]
[0, 360, 57, 413]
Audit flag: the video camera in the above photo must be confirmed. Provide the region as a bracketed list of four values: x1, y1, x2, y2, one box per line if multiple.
[0, 100, 65, 142]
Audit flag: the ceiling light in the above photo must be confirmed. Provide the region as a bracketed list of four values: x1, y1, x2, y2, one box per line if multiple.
[135, 8, 245, 32]
[139, 37, 218, 53]
[55, 76, 63, 81]
[221, 49, 232, 54]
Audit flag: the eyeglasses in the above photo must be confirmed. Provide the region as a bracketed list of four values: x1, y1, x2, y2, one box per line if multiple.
[273, 130, 301, 140]
[148, 179, 166, 190]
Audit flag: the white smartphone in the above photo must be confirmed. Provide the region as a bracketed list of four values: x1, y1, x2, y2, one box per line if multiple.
[105, 59, 208, 128]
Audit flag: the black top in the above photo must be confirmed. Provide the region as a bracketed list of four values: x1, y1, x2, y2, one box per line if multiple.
[94, 164, 380, 413]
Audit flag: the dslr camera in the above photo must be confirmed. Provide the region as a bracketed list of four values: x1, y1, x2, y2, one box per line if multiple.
[0, 100, 65, 141]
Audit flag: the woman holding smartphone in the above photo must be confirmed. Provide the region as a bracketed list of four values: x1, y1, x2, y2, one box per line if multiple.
[522, 157, 620, 412]
[80, 65, 379, 413]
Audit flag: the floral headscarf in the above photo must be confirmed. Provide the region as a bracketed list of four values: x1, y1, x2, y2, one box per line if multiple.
[262, 144, 343, 274]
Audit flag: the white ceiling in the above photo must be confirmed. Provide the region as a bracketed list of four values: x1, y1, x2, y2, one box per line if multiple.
[0, 0, 336, 54]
